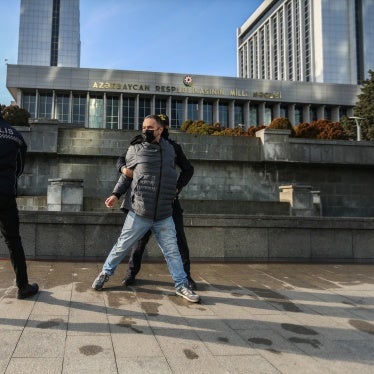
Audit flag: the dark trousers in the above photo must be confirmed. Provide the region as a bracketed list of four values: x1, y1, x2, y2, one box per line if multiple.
[126, 198, 192, 279]
[0, 196, 28, 288]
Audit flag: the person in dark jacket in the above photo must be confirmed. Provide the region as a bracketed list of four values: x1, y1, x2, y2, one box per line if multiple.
[92, 115, 200, 303]
[114, 114, 197, 289]
[0, 113, 39, 299]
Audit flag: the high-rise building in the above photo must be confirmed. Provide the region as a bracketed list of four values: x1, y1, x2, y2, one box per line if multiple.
[237, 0, 374, 84]
[18, 0, 81, 67]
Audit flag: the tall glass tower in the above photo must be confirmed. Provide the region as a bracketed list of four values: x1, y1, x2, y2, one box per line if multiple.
[237, 0, 374, 84]
[18, 0, 80, 67]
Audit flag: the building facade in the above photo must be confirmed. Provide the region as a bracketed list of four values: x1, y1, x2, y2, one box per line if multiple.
[18, 0, 80, 67]
[6, 65, 359, 128]
[237, 0, 374, 84]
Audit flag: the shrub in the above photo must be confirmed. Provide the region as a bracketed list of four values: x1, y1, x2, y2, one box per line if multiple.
[268, 117, 295, 136]
[1, 104, 30, 126]
[295, 120, 348, 140]
[247, 125, 266, 137]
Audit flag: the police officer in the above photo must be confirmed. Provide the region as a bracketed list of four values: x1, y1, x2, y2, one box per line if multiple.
[0, 111, 38, 299]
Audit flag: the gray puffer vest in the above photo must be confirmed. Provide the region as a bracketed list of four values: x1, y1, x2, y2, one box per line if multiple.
[125, 138, 177, 220]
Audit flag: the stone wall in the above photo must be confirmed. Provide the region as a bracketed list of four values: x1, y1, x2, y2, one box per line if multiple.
[0, 211, 373, 262]
[15, 124, 374, 217]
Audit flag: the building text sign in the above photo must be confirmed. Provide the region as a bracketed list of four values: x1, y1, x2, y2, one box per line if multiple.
[91, 81, 281, 99]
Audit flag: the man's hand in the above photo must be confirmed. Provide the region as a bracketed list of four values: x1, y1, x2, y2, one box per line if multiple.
[105, 195, 118, 208]
[121, 167, 134, 179]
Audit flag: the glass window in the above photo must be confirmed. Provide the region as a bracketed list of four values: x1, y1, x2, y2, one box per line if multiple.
[155, 98, 167, 116]
[89, 95, 103, 128]
[72, 94, 86, 125]
[250, 106, 258, 126]
[219, 102, 229, 127]
[234, 104, 244, 126]
[324, 107, 331, 121]
[280, 106, 288, 118]
[310, 107, 317, 122]
[138, 98, 151, 128]
[23, 92, 36, 118]
[264, 107, 272, 125]
[55, 93, 70, 122]
[171, 99, 183, 128]
[122, 96, 135, 130]
[106, 96, 119, 129]
[38, 93, 53, 118]
[295, 106, 302, 124]
[187, 100, 199, 121]
[202, 102, 213, 125]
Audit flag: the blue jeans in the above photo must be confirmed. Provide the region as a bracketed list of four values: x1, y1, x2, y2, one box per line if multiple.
[103, 211, 187, 289]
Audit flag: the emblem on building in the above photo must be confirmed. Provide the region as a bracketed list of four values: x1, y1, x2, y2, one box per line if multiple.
[183, 75, 193, 87]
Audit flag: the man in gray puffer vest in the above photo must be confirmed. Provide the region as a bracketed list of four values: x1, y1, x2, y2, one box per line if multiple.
[92, 115, 200, 303]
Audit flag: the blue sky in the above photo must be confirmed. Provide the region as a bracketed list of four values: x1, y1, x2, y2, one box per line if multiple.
[0, 0, 262, 105]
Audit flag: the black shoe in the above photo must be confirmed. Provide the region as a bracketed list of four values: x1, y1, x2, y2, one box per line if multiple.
[187, 277, 197, 291]
[17, 283, 39, 299]
[122, 276, 136, 286]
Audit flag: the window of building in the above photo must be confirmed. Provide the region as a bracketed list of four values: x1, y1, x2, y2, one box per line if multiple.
[155, 98, 167, 116]
[55, 93, 70, 122]
[294, 106, 302, 125]
[265, 107, 272, 125]
[324, 107, 332, 121]
[280, 106, 288, 118]
[23, 92, 36, 118]
[72, 94, 86, 125]
[106, 96, 119, 129]
[250, 106, 258, 126]
[219, 102, 229, 127]
[203, 101, 213, 124]
[187, 100, 199, 121]
[138, 98, 151, 128]
[122, 96, 135, 130]
[310, 107, 318, 122]
[38, 93, 53, 118]
[234, 104, 244, 126]
[89, 94, 103, 128]
[171, 99, 183, 128]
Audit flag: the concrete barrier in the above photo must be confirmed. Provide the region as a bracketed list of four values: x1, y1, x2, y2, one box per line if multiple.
[1, 211, 373, 263]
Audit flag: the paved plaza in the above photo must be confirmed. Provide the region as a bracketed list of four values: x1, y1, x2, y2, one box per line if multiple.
[0, 260, 373, 373]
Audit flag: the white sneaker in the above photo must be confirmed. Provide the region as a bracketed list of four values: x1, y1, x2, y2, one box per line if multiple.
[92, 271, 109, 290]
[176, 285, 201, 303]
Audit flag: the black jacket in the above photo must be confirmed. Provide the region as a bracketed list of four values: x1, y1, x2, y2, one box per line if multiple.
[0, 117, 27, 197]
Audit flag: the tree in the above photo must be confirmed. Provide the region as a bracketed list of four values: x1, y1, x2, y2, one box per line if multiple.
[350, 69, 374, 140]
[0, 104, 30, 126]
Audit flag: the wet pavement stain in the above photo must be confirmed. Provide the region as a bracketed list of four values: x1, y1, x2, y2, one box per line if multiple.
[36, 318, 64, 329]
[74, 282, 89, 293]
[140, 301, 161, 316]
[116, 317, 143, 334]
[349, 319, 374, 335]
[281, 323, 318, 335]
[79, 345, 103, 356]
[183, 349, 199, 359]
[289, 337, 321, 348]
[217, 337, 229, 343]
[248, 337, 272, 346]
[107, 291, 136, 308]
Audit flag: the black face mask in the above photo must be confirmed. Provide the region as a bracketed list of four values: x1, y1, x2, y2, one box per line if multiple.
[161, 127, 169, 139]
[143, 129, 156, 143]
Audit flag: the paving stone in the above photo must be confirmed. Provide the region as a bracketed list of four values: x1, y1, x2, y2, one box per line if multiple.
[0, 261, 373, 373]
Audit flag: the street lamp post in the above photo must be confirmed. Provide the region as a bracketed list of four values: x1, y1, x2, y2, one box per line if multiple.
[349, 116, 365, 141]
